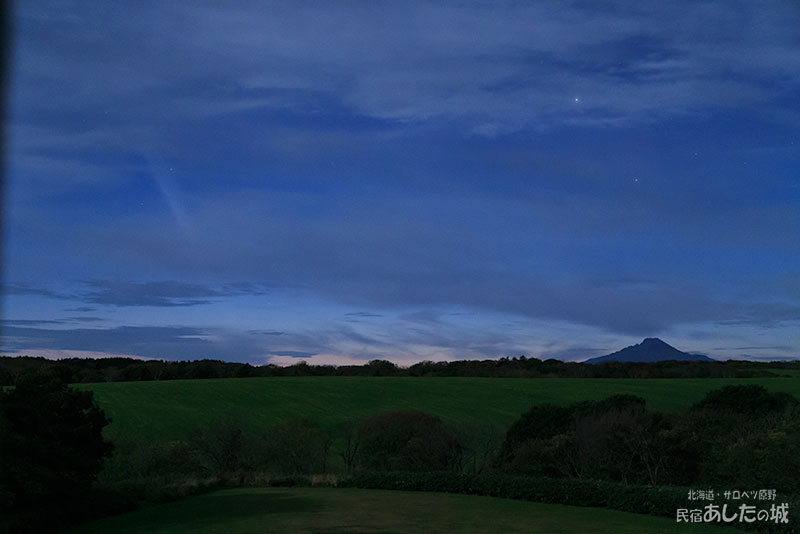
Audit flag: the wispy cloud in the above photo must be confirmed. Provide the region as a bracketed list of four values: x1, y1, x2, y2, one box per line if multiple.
[2, 280, 272, 308]
[1, 319, 65, 326]
[1, 283, 72, 299]
[48, 189, 794, 335]
[80, 280, 223, 307]
[12, 1, 800, 148]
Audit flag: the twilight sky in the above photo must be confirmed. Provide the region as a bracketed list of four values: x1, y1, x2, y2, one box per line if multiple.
[2, 1, 799, 364]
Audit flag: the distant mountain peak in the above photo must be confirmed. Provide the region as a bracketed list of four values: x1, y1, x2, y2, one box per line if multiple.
[584, 338, 715, 364]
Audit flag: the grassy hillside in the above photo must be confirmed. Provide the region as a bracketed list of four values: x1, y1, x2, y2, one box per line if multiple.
[77, 376, 800, 441]
[69, 487, 743, 534]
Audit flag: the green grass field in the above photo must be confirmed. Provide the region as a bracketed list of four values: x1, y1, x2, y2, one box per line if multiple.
[78, 376, 800, 441]
[69, 487, 744, 534]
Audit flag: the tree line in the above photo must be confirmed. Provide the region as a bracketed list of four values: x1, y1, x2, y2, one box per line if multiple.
[2, 354, 797, 385]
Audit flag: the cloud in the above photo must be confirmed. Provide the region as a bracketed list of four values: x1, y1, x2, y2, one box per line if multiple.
[11, 1, 800, 147]
[0, 325, 214, 360]
[6, 164, 799, 336]
[0, 283, 72, 299]
[64, 316, 107, 323]
[76, 187, 800, 334]
[1, 319, 65, 326]
[2, 304, 795, 364]
[248, 330, 287, 336]
[5, 2, 799, 362]
[0, 323, 400, 364]
[715, 302, 800, 328]
[1, 317, 108, 327]
[734, 353, 799, 362]
[712, 345, 794, 352]
[1, 280, 272, 308]
[79, 280, 222, 307]
[267, 350, 318, 359]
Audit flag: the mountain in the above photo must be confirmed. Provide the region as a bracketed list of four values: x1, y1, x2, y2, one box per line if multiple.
[584, 338, 715, 364]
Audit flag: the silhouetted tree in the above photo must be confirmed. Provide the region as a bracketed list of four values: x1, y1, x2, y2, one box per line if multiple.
[265, 419, 331, 475]
[188, 417, 249, 474]
[0, 369, 112, 532]
[335, 420, 360, 474]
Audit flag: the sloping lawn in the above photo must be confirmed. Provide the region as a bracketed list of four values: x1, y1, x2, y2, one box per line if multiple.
[78, 376, 800, 441]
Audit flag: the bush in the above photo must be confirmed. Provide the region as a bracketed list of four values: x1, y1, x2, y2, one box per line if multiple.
[263, 419, 331, 475]
[499, 389, 800, 496]
[498, 395, 652, 482]
[188, 417, 250, 474]
[454, 421, 504, 475]
[358, 411, 462, 472]
[691, 385, 799, 415]
[499, 403, 573, 463]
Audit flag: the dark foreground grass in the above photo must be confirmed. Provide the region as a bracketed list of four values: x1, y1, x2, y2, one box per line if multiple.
[77, 376, 800, 441]
[69, 487, 744, 534]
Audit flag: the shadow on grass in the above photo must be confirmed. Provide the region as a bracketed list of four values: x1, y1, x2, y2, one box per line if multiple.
[75, 490, 325, 533]
[199, 490, 323, 515]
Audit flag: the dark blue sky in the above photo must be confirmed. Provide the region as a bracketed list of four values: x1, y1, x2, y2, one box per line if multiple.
[3, 1, 799, 364]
